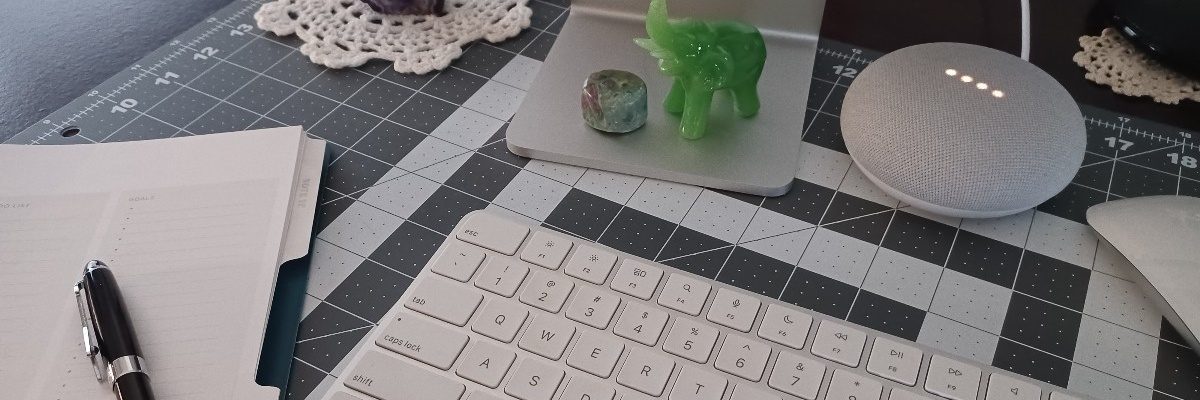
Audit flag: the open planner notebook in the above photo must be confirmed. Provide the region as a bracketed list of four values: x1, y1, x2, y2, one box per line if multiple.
[0, 127, 325, 399]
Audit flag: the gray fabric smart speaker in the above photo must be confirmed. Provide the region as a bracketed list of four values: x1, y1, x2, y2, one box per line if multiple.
[840, 42, 1086, 219]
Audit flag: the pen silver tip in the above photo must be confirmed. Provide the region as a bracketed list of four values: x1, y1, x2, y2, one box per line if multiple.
[84, 260, 108, 273]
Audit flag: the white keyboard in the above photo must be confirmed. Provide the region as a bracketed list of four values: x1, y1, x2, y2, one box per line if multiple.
[325, 211, 1088, 400]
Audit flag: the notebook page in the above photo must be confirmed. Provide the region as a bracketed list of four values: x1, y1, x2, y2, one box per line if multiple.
[0, 194, 108, 395]
[0, 127, 307, 399]
[30, 181, 283, 399]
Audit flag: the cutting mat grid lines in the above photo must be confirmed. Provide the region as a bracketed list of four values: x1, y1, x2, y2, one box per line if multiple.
[11, 1, 1200, 399]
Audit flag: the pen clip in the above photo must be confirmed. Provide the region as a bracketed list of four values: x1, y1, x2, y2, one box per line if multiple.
[74, 280, 107, 382]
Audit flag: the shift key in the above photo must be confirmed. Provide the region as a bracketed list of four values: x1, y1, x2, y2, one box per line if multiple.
[377, 312, 470, 370]
[345, 350, 465, 400]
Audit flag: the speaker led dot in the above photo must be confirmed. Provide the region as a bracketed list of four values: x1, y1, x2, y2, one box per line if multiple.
[976, 82, 989, 90]
[945, 68, 958, 76]
[992, 90, 1005, 98]
[960, 75, 974, 83]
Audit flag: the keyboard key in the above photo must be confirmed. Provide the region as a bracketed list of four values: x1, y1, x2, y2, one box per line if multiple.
[565, 285, 622, 329]
[811, 320, 867, 367]
[706, 288, 761, 332]
[657, 273, 711, 315]
[985, 373, 1041, 400]
[505, 358, 565, 400]
[826, 369, 883, 400]
[767, 350, 826, 400]
[519, 270, 575, 313]
[474, 258, 530, 297]
[404, 276, 482, 326]
[520, 231, 573, 269]
[457, 212, 529, 255]
[616, 347, 676, 396]
[714, 333, 771, 382]
[331, 391, 367, 400]
[715, 331, 772, 381]
[758, 304, 812, 349]
[1049, 392, 1082, 400]
[559, 376, 616, 400]
[564, 245, 618, 284]
[669, 366, 727, 400]
[375, 312, 469, 370]
[890, 389, 935, 400]
[430, 243, 486, 282]
[471, 300, 529, 343]
[518, 314, 576, 360]
[866, 337, 923, 385]
[662, 317, 719, 363]
[731, 385, 782, 400]
[455, 341, 516, 388]
[925, 355, 982, 400]
[465, 392, 506, 400]
[614, 301, 670, 346]
[610, 259, 663, 300]
[345, 350, 465, 400]
[566, 330, 624, 378]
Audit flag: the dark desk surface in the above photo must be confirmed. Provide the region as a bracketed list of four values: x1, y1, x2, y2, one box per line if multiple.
[0, 0, 234, 142]
[2, 0, 1196, 142]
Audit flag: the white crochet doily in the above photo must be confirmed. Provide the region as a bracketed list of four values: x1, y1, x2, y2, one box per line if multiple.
[1074, 28, 1200, 104]
[256, 0, 532, 74]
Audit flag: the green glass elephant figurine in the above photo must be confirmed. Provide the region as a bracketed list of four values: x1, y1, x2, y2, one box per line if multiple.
[634, 0, 767, 139]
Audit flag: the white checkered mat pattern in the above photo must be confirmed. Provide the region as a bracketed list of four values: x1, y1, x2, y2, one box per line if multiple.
[10, 1, 1200, 399]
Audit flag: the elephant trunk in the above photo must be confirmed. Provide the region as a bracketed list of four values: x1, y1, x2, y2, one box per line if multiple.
[645, 0, 676, 49]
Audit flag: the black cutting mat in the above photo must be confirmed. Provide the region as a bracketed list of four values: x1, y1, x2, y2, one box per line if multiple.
[10, 0, 1200, 399]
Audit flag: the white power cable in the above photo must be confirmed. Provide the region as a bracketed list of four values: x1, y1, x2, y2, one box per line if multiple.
[1020, 0, 1031, 60]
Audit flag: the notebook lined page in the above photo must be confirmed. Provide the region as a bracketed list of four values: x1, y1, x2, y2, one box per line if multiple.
[0, 127, 315, 400]
[0, 194, 108, 396]
[28, 181, 285, 400]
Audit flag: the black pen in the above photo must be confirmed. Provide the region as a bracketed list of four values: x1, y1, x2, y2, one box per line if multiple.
[74, 260, 156, 400]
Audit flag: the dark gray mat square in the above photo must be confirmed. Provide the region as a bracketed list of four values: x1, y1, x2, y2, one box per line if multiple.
[323, 150, 391, 198]
[408, 186, 489, 235]
[267, 52, 328, 87]
[544, 189, 623, 241]
[354, 120, 426, 165]
[306, 69, 374, 100]
[109, 115, 177, 142]
[389, 93, 458, 133]
[598, 207, 676, 261]
[265, 89, 339, 130]
[291, 321, 373, 371]
[718, 247, 794, 297]
[1015, 251, 1090, 311]
[847, 290, 926, 341]
[347, 79, 415, 118]
[145, 88, 219, 128]
[324, 259, 413, 323]
[881, 211, 957, 265]
[1001, 293, 1081, 359]
[445, 153, 523, 201]
[764, 179, 837, 225]
[227, 37, 293, 71]
[454, 43, 517, 77]
[424, 67, 488, 104]
[227, 76, 295, 114]
[780, 267, 859, 319]
[992, 338, 1072, 387]
[190, 62, 258, 99]
[945, 230, 1022, 288]
[309, 105, 382, 148]
[824, 209, 894, 245]
[186, 102, 259, 134]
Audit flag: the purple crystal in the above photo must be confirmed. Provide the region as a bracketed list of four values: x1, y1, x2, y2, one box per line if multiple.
[361, 0, 444, 15]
